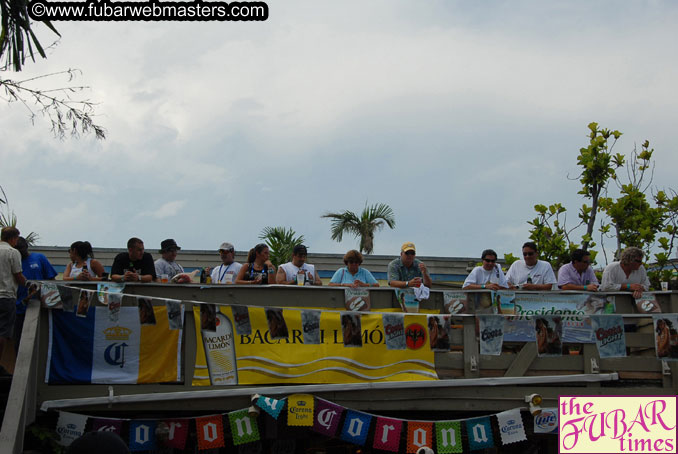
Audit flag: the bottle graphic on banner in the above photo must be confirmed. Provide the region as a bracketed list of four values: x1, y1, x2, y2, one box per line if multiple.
[201, 312, 238, 385]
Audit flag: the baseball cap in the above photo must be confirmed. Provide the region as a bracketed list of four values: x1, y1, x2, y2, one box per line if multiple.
[293, 244, 308, 255]
[218, 242, 235, 252]
[401, 242, 416, 253]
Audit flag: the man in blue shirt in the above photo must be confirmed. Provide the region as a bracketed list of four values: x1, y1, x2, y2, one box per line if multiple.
[14, 237, 57, 352]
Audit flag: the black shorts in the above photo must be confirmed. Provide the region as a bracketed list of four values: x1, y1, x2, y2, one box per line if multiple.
[0, 297, 17, 338]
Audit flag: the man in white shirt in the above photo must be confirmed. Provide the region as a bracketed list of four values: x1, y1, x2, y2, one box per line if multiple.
[600, 247, 650, 298]
[463, 249, 509, 290]
[506, 242, 556, 290]
[276, 245, 322, 286]
[210, 242, 243, 284]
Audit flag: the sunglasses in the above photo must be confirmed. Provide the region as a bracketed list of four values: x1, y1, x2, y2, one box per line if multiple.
[483, 258, 497, 263]
[404, 251, 416, 256]
[523, 251, 535, 257]
[633, 259, 643, 264]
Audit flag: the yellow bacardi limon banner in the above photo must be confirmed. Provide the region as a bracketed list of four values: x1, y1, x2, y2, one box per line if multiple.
[192, 306, 436, 386]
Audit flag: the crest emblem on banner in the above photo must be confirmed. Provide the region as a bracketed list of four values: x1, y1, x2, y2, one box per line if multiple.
[312, 398, 344, 437]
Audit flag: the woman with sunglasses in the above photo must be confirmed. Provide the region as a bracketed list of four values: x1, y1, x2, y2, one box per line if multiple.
[235, 243, 276, 285]
[329, 249, 379, 288]
[462, 248, 509, 290]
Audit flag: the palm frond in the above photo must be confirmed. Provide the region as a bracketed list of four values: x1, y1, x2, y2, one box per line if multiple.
[322, 202, 396, 254]
[259, 226, 305, 267]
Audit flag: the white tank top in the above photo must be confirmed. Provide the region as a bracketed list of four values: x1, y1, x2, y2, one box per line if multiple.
[70, 258, 93, 277]
[279, 262, 315, 281]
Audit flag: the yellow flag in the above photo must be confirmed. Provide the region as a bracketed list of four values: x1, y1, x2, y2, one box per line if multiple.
[287, 393, 314, 426]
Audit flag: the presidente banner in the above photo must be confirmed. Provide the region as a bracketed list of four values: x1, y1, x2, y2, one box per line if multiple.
[46, 306, 182, 384]
[504, 293, 615, 343]
[192, 306, 436, 385]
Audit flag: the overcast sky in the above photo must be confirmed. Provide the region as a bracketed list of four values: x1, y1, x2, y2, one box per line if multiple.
[2, 0, 677, 260]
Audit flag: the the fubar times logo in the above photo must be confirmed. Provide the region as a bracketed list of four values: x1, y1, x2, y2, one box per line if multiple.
[559, 396, 677, 453]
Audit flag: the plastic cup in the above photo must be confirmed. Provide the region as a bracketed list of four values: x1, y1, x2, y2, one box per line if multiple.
[661, 281, 669, 291]
[223, 274, 233, 284]
[297, 273, 305, 286]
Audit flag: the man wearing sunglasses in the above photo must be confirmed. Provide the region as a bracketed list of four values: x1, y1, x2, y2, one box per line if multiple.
[387, 242, 432, 288]
[462, 249, 509, 290]
[600, 247, 650, 298]
[506, 242, 556, 290]
[557, 249, 599, 291]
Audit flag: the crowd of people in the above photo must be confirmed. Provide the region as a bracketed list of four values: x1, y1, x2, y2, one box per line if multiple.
[0, 227, 657, 375]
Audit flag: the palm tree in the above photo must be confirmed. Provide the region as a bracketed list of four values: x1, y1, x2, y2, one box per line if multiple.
[322, 203, 396, 254]
[0, 185, 39, 245]
[259, 226, 305, 267]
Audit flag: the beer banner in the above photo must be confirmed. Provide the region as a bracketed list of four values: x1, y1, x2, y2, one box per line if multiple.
[162, 419, 189, 449]
[301, 310, 321, 344]
[533, 408, 559, 434]
[287, 394, 314, 426]
[535, 315, 563, 357]
[341, 312, 363, 347]
[427, 315, 450, 352]
[165, 299, 183, 330]
[228, 409, 260, 445]
[137, 297, 157, 325]
[345, 288, 371, 311]
[232, 305, 252, 335]
[496, 409, 526, 445]
[266, 308, 290, 340]
[407, 422, 433, 453]
[505, 293, 615, 343]
[442, 291, 469, 315]
[382, 313, 406, 350]
[107, 293, 122, 323]
[196, 415, 225, 450]
[590, 315, 626, 358]
[653, 314, 678, 360]
[129, 420, 157, 452]
[56, 411, 88, 446]
[466, 416, 494, 450]
[435, 421, 463, 454]
[41, 282, 63, 308]
[373, 417, 403, 452]
[477, 315, 505, 356]
[340, 410, 372, 446]
[57, 284, 74, 311]
[192, 306, 436, 385]
[312, 398, 344, 437]
[492, 291, 515, 314]
[47, 306, 182, 384]
[637, 293, 662, 313]
[97, 283, 124, 304]
[396, 289, 419, 313]
[256, 395, 286, 419]
[90, 417, 123, 435]
[52, 395, 557, 453]
[76, 289, 93, 318]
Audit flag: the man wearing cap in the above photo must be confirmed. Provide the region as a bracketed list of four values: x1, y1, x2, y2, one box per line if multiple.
[276, 244, 323, 285]
[111, 237, 156, 283]
[154, 239, 191, 283]
[210, 242, 243, 284]
[387, 242, 432, 289]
